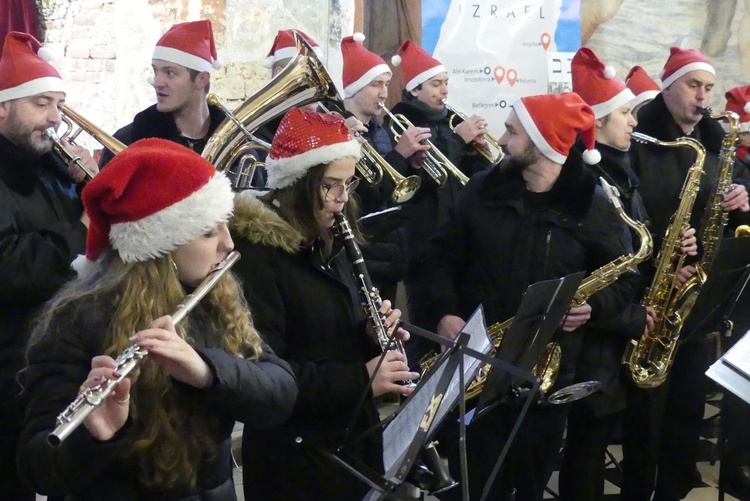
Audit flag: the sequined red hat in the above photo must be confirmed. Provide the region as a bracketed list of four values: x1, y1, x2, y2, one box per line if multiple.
[391, 40, 446, 92]
[263, 29, 322, 69]
[626, 66, 661, 110]
[571, 47, 634, 119]
[153, 20, 222, 72]
[265, 108, 362, 189]
[725, 85, 750, 133]
[513, 93, 600, 165]
[0, 32, 64, 103]
[659, 47, 714, 88]
[341, 33, 391, 98]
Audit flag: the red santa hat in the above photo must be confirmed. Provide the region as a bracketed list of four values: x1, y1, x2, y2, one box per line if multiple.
[659, 47, 714, 88]
[512, 93, 600, 165]
[626, 66, 661, 110]
[571, 47, 634, 119]
[391, 40, 446, 92]
[265, 108, 361, 189]
[152, 20, 222, 72]
[0, 32, 64, 103]
[341, 33, 391, 98]
[77, 138, 234, 270]
[263, 29, 322, 69]
[725, 85, 750, 133]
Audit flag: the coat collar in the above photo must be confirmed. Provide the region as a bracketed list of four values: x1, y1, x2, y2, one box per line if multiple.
[130, 103, 226, 143]
[480, 147, 597, 218]
[230, 190, 305, 253]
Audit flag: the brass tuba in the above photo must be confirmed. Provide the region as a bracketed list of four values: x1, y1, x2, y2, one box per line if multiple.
[317, 103, 422, 203]
[622, 132, 707, 388]
[201, 31, 341, 180]
[444, 102, 504, 165]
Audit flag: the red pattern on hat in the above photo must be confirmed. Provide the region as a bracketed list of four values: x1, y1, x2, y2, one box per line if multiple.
[659, 47, 714, 88]
[263, 29, 322, 69]
[626, 66, 661, 110]
[341, 33, 391, 98]
[0, 32, 64, 103]
[725, 85, 750, 133]
[513, 93, 600, 165]
[80, 138, 234, 265]
[152, 20, 222, 72]
[571, 47, 634, 119]
[265, 108, 361, 189]
[390, 40, 446, 92]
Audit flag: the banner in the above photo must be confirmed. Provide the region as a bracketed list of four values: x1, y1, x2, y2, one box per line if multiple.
[425, 0, 581, 137]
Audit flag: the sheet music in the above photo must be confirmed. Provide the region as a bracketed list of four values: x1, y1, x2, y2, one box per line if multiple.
[706, 328, 750, 404]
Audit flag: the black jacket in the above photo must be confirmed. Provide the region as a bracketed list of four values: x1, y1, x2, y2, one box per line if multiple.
[0, 135, 87, 426]
[17, 298, 296, 501]
[422, 151, 638, 390]
[230, 193, 383, 501]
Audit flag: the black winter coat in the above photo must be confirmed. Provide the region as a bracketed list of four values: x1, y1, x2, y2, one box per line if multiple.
[230, 193, 383, 501]
[17, 298, 296, 501]
[0, 135, 87, 426]
[422, 150, 638, 390]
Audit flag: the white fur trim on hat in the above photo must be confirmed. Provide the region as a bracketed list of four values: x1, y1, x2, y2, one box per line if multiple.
[391, 54, 402, 66]
[405, 65, 447, 92]
[344, 63, 392, 98]
[109, 172, 234, 263]
[739, 122, 750, 133]
[591, 88, 636, 119]
[661, 61, 715, 88]
[153, 46, 213, 72]
[266, 139, 362, 189]
[512, 99, 567, 165]
[631, 90, 660, 110]
[0, 76, 65, 103]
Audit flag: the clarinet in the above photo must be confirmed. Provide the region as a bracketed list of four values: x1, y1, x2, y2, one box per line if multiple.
[333, 212, 414, 386]
[48, 251, 241, 446]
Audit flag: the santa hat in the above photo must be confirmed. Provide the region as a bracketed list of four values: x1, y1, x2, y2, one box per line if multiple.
[77, 138, 234, 270]
[152, 20, 222, 72]
[265, 108, 361, 189]
[512, 93, 600, 165]
[659, 47, 714, 88]
[571, 47, 634, 119]
[263, 29, 322, 69]
[391, 40, 446, 92]
[626, 66, 661, 110]
[341, 33, 391, 98]
[725, 85, 750, 133]
[0, 32, 64, 103]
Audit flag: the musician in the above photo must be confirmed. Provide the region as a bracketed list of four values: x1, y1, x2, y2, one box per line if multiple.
[0, 32, 98, 500]
[625, 47, 750, 501]
[422, 93, 637, 501]
[233, 108, 419, 500]
[17, 139, 297, 500]
[726, 85, 750, 168]
[385, 40, 492, 339]
[626, 65, 661, 119]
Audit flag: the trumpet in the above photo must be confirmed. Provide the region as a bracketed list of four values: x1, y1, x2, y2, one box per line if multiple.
[379, 103, 469, 186]
[445, 102, 504, 165]
[48, 251, 241, 446]
[318, 103, 422, 203]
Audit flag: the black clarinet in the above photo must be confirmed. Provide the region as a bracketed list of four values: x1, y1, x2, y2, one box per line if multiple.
[333, 212, 414, 386]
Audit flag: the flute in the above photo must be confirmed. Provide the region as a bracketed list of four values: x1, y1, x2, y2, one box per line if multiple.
[48, 251, 240, 446]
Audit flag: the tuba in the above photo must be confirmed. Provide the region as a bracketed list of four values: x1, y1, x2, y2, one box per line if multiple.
[202, 31, 341, 180]
[444, 102, 504, 165]
[420, 177, 653, 403]
[623, 132, 707, 388]
[318, 103, 422, 203]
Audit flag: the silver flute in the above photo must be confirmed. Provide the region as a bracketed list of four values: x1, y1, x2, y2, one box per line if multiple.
[48, 251, 241, 446]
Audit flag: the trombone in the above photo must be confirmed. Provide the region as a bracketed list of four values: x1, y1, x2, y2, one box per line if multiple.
[318, 103, 421, 203]
[378, 103, 469, 186]
[444, 102, 504, 165]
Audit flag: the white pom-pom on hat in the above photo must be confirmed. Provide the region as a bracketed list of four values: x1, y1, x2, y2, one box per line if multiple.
[353, 32, 365, 43]
[744, 102, 750, 114]
[582, 148, 602, 165]
[603, 65, 615, 79]
[212, 58, 223, 70]
[262, 56, 275, 69]
[391, 54, 402, 66]
[37, 46, 54, 62]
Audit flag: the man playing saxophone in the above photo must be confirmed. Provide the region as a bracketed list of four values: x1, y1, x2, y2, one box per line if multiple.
[419, 93, 638, 501]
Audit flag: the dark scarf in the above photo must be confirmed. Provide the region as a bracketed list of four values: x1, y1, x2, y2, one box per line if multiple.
[395, 97, 449, 123]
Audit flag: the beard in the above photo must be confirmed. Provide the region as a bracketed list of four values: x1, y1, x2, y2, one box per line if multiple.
[4, 105, 54, 155]
[502, 143, 538, 173]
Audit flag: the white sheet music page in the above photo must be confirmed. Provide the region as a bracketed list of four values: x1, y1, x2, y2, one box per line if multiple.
[706, 328, 750, 405]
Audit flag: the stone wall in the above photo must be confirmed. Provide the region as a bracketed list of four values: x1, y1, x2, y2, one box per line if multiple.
[40, 0, 354, 149]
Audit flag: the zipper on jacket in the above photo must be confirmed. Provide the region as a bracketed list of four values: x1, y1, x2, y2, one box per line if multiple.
[543, 230, 552, 276]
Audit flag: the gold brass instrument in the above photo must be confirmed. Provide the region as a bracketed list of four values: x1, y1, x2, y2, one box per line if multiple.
[420, 177, 653, 403]
[444, 101, 504, 165]
[317, 103, 422, 203]
[623, 132, 707, 388]
[736, 225, 750, 237]
[49, 251, 240, 446]
[202, 31, 341, 180]
[379, 103, 469, 186]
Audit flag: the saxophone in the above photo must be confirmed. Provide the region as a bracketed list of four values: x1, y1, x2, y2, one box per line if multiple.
[623, 133, 707, 388]
[420, 178, 653, 401]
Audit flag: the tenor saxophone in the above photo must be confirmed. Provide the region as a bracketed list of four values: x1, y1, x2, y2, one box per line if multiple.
[623, 133, 707, 388]
[420, 178, 653, 401]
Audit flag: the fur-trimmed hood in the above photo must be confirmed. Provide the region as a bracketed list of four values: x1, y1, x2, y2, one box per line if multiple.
[230, 191, 305, 254]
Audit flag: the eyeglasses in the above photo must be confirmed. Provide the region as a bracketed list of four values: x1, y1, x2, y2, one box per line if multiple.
[321, 177, 360, 201]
